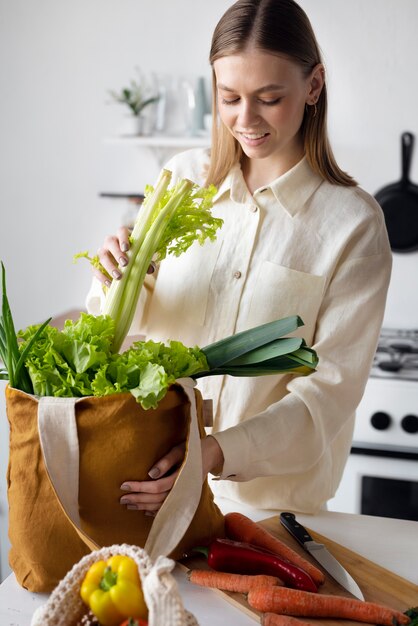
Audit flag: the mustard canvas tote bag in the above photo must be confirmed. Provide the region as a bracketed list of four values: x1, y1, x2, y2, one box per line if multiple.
[5, 377, 224, 592]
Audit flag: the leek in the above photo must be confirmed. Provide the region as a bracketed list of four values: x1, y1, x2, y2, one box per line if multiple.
[194, 315, 318, 380]
[201, 316, 304, 368]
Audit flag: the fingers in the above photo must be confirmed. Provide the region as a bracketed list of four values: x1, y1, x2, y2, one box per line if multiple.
[147, 443, 185, 479]
[119, 471, 180, 512]
[120, 443, 186, 513]
[147, 260, 157, 275]
[117, 226, 131, 253]
[95, 227, 131, 285]
[94, 226, 156, 285]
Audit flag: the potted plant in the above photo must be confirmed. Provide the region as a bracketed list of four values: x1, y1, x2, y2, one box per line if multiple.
[109, 69, 159, 136]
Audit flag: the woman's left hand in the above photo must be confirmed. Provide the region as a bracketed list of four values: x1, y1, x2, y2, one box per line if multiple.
[119, 436, 224, 514]
[119, 443, 185, 514]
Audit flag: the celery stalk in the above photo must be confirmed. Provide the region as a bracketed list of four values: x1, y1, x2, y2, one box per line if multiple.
[130, 168, 173, 241]
[102, 169, 173, 334]
[106, 179, 194, 352]
[98, 170, 222, 353]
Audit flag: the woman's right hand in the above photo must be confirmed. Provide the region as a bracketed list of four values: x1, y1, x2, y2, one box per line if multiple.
[94, 226, 131, 286]
[94, 226, 156, 286]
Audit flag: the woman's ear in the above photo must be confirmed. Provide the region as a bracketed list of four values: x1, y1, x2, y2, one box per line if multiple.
[306, 63, 325, 105]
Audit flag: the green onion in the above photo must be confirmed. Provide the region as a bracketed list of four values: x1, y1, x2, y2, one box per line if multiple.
[0, 262, 51, 393]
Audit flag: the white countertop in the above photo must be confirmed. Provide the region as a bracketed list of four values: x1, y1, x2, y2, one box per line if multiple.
[1, 497, 417, 626]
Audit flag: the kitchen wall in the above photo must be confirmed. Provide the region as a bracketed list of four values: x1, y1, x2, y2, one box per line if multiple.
[0, 0, 417, 583]
[0, 0, 418, 331]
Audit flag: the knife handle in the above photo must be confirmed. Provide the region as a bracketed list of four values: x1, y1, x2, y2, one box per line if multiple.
[279, 512, 314, 547]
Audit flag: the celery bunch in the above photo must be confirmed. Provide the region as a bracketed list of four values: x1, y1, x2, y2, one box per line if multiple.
[78, 170, 222, 353]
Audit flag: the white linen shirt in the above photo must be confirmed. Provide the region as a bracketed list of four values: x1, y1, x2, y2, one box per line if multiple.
[87, 148, 392, 513]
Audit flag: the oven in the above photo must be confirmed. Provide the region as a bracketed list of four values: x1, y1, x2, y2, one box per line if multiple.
[328, 328, 418, 521]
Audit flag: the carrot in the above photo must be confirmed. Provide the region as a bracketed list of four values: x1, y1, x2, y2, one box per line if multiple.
[262, 614, 316, 626]
[187, 569, 283, 593]
[225, 513, 325, 586]
[247, 587, 411, 626]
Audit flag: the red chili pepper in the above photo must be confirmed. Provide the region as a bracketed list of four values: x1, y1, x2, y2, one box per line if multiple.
[201, 538, 318, 593]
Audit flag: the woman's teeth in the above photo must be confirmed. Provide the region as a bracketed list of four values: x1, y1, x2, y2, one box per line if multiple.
[241, 133, 267, 139]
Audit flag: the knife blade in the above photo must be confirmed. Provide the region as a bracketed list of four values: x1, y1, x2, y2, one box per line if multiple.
[279, 512, 365, 600]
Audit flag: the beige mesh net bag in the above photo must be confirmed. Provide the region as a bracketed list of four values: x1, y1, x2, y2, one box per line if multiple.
[30, 544, 199, 626]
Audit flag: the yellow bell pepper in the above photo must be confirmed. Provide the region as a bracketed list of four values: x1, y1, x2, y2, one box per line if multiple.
[80, 555, 148, 626]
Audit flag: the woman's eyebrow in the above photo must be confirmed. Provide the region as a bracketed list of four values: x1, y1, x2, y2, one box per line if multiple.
[217, 83, 286, 92]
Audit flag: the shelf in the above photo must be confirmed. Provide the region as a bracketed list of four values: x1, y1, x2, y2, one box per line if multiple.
[103, 135, 210, 148]
[99, 192, 145, 201]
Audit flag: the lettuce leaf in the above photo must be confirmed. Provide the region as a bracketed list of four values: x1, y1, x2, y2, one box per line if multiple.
[18, 314, 115, 398]
[90, 338, 208, 409]
[18, 314, 208, 408]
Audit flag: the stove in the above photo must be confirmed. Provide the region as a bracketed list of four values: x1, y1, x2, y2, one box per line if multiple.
[329, 327, 418, 521]
[370, 327, 418, 381]
[354, 326, 418, 451]
[352, 376, 418, 452]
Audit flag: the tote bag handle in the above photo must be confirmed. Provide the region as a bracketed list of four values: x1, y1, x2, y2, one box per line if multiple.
[37, 378, 203, 560]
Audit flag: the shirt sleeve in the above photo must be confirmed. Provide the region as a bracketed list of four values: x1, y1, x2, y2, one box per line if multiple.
[85, 276, 105, 316]
[212, 213, 392, 482]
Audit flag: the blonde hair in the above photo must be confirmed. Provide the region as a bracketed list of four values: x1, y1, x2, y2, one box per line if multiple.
[206, 0, 357, 188]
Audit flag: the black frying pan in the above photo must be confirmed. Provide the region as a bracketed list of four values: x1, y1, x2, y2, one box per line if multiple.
[375, 131, 418, 252]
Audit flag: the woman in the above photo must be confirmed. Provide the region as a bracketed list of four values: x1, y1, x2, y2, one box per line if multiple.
[88, 0, 391, 514]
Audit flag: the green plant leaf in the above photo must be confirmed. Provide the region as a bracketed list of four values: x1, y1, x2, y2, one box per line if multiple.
[225, 337, 303, 366]
[13, 316, 52, 387]
[202, 316, 304, 369]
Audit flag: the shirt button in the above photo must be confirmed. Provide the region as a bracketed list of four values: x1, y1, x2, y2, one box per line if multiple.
[233, 271, 242, 279]
[250, 205, 258, 213]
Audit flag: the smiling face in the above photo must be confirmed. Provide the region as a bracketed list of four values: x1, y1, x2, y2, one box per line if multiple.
[214, 47, 323, 181]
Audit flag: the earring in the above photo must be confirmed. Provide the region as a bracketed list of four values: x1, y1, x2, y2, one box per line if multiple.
[312, 103, 317, 118]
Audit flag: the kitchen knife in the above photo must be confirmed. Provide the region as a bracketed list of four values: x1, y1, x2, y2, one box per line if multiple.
[279, 512, 365, 600]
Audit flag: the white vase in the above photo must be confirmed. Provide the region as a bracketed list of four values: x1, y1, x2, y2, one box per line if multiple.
[118, 114, 147, 137]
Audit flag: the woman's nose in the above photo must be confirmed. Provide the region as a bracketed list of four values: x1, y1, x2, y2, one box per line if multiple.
[237, 101, 260, 127]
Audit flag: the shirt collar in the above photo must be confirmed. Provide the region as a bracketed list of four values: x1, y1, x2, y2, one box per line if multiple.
[213, 156, 323, 216]
[266, 157, 324, 216]
[213, 162, 248, 204]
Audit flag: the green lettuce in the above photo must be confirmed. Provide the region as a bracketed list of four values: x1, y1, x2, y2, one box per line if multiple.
[18, 313, 208, 408]
[91, 338, 208, 409]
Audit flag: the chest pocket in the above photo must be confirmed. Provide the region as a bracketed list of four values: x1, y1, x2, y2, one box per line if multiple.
[146, 238, 223, 339]
[246, 261, 326, 344]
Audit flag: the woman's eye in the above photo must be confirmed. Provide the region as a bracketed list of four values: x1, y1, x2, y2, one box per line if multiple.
[259, 98, 282, 105]
[220, 96, 282, 106]
[221, 97, 239, 105]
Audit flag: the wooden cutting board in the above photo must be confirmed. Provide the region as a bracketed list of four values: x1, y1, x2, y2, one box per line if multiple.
[180, 515, 418, 624]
